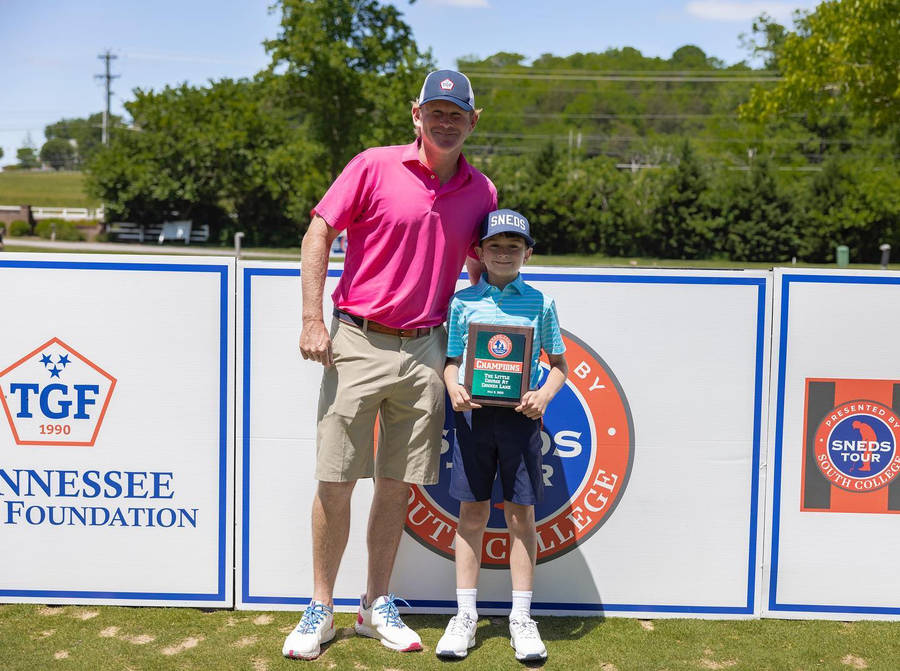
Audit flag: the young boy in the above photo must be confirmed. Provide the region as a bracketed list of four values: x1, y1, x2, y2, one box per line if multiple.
[436, 209, 568, 662]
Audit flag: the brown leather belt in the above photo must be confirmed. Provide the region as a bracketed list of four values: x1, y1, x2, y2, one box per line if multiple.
[333, 308, 436, 338]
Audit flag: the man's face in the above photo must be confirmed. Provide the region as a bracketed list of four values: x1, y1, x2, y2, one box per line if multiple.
[413, 100, 477, 155]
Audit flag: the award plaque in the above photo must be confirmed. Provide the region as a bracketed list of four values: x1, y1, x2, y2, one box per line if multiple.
[464, 323, 534, 407]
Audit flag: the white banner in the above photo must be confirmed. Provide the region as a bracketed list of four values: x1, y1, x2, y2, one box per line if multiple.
[763, 268, 900, 620]
[238, 263, 770, 618]
[0, 253, 234, 607]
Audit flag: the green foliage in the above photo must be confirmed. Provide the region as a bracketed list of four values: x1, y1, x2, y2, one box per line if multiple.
[87, 77, 325, 246]
[265, 0, 432, 179]
[34, 218, 86, 241]
[44, 113, 122, 166]
[40, 138, 77, 171]
[712, 157, 798, 261]
[8, 220, 30, 236]
[739, 13, 788, 71]
[742, 0, 900, 131]
[795, 155, 900, 262]
[645, 141, 719, 260]
[78, 1, 897, 261]
[16, 146, 39, 170]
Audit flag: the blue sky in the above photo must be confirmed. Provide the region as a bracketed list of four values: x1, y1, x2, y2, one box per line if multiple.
[0, 0, 818, 167]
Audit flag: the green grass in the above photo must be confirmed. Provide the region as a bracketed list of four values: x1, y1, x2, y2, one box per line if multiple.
[0, 171, 99, 208]
[2, 605, 899, 671]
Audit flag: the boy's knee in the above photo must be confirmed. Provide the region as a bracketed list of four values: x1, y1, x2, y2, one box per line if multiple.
[503, 502, 535, 530]
[458, 500, 491, 528]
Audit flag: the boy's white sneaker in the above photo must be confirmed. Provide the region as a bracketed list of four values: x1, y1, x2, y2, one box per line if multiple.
[282, 602, 335, 660]
[509, 614, 547, 661]
[435, 612, 478, 658]
[354, 593, 422, 652]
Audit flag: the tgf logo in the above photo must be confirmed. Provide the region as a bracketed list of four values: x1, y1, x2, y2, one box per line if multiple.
[0, 338, 116, 446]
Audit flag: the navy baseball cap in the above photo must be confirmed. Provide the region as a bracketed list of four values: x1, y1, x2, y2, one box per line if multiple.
[480, 209, 535, 247]
[417, 70, 475, 112]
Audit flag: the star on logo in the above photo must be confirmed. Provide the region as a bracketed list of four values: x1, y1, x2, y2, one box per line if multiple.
[57, 354, 71, 368]
[49, 365, 62, 379]
[40, 353, 53, 367]
[440, 78, 454, 91]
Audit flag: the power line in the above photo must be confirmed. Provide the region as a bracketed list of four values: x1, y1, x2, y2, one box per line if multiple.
[467, 71, 781, 83]
[475, 131, 895, 146]
[95, 50, 120, 146]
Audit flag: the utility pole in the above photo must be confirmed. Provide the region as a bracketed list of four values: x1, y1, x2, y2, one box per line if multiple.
[95, 50, 119, 145]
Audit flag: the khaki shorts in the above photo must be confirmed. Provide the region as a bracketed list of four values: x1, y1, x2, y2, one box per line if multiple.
[315, 318, 447, 484]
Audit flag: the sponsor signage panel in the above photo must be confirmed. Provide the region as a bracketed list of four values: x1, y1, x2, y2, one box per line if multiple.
[0, 254, 234, 607]
[240, 264, 768, 617]
[764, 269, 900, 619]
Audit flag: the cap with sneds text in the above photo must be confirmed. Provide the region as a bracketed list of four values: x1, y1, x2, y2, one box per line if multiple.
[479, 209, 535, 248]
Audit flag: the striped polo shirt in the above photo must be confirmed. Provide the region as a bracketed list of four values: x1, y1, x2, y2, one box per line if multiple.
[446, 274, 566, 389]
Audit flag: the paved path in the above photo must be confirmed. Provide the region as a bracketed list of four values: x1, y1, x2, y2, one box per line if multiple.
[2, 237, 298, 260]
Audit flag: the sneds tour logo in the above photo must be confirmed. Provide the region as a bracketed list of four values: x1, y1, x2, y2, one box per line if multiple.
[0, 338, 116, 446]
[802, 378, 900, 514]
[406, 330, 634, 566]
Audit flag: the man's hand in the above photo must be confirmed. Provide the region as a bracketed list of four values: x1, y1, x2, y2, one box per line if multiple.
[299, 319, 333, 367]
[516, 389, 551, 419]
[447, 382, 482, 412]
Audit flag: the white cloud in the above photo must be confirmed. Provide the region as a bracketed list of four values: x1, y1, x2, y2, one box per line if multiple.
[685, 1, 812, 23]
[424, 0, 490, 8]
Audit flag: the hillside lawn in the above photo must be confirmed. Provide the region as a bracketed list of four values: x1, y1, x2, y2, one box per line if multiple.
[0, 171, 99, 208]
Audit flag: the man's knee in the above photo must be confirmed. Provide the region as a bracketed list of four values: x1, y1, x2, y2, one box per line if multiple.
[373, 476, 411, 499]
[316, 480, 356, 508]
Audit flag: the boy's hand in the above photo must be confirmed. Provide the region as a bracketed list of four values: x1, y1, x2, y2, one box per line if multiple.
[516, 390, 551, 419]
[447, 383, 482, 412]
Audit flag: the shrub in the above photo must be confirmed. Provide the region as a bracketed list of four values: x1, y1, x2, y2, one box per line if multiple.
[35, 218, 86, 241]
[8, 220, 31, 236]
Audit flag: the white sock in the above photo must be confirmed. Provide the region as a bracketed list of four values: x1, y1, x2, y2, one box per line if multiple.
[457, 588, 478, 618]
[510, 590, 533, 619]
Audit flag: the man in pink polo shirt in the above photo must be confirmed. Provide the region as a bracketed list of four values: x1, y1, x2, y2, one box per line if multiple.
[282, 70, 497, 661]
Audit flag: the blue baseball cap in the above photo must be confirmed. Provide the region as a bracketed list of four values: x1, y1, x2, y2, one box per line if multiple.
[480, 209, 535, 247]
[417, 70, 475, 112]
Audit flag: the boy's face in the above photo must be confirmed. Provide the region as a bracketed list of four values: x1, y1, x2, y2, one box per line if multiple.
[476, 233, 532, 283]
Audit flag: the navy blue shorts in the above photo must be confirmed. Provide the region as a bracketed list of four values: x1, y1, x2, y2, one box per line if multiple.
[448, 406, 544, 505]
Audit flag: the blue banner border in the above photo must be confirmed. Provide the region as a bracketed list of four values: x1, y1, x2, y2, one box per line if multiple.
[242, 268, 767, 615]
[0, 259, 230, 603]
[769, 273, 900, 615]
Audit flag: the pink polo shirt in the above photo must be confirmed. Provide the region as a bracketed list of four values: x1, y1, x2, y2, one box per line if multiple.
[313, 141, 497, 329]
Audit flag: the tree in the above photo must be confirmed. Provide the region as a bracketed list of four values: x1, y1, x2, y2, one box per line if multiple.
[794, 155, 900, 262]
[646, 141, 719, 259]
[40, 138, 76, 170]
[45, 113, 123, 166]
[712, 157, 798, 261]
[265, 0, 432, 179]
[739, 13, 788, 71]
[87, 77, 325, 245]
[741, 0, 900, 130]
[16, 139, 40, 169]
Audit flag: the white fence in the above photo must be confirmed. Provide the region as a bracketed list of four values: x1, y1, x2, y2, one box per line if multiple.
[30, 206, 105, 221]
[0, 205, 105, 222]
